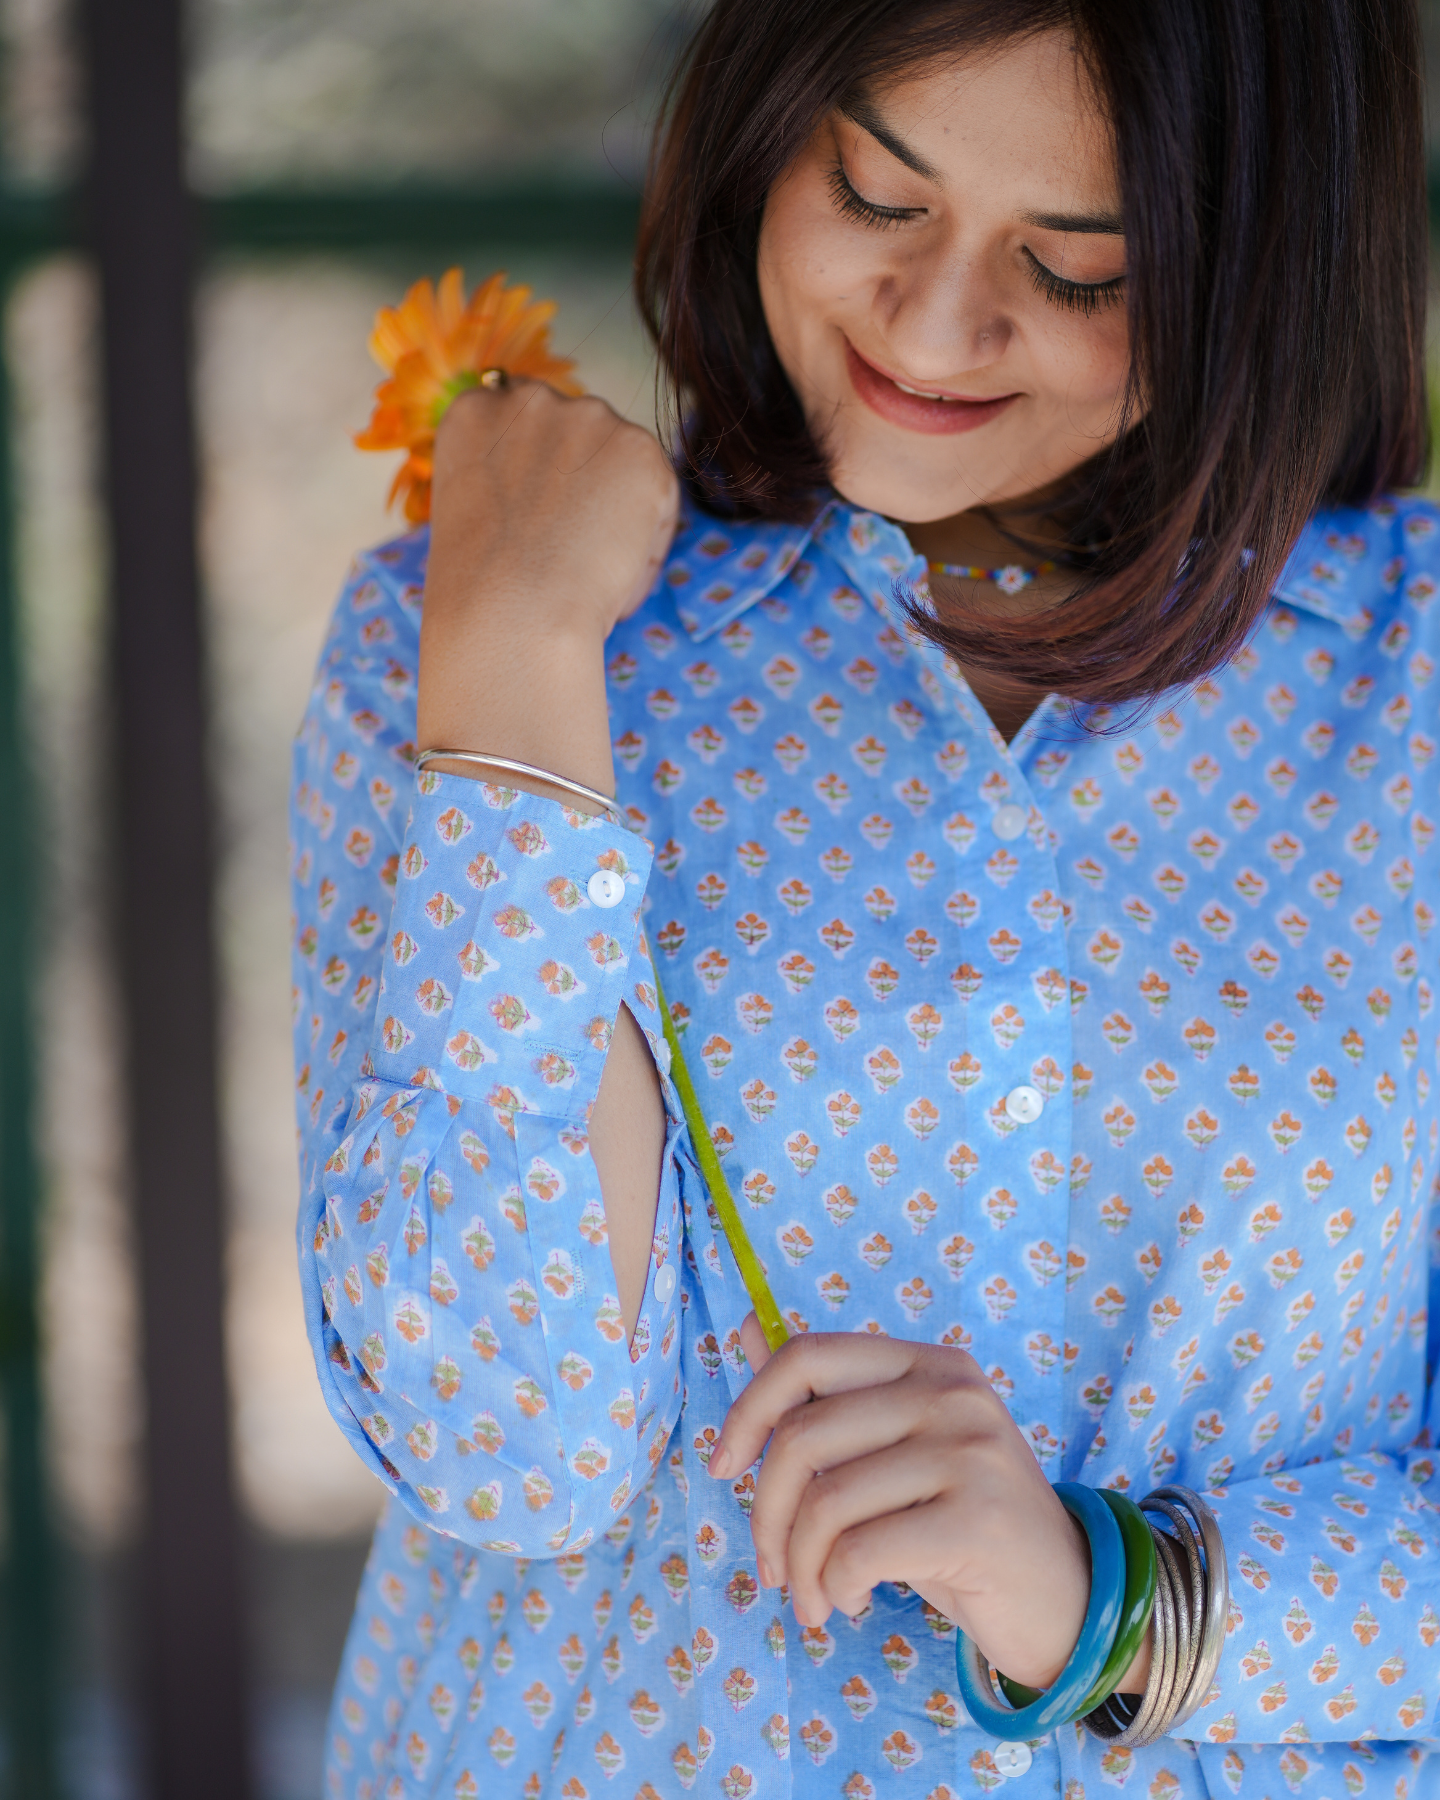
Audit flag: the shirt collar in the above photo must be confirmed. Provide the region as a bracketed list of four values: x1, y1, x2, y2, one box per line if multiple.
[665, 494, 1371, 647]
[1269, 508, 1380, 638]
[663, 496, 926, 642]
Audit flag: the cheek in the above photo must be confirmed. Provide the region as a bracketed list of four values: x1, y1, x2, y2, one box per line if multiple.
[759, 188, 874, 370]
[1029, 306, 1131, 414]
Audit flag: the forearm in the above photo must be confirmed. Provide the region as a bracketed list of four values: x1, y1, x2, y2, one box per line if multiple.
[417, 603, 617, 803]
[1179, 1458, 1439, 1743]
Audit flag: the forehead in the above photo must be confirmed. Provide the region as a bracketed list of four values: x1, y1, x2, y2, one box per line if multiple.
[851, 31, 1118, 206]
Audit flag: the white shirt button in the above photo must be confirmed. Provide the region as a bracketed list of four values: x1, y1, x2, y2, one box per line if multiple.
[653, 1263, 677, 1303]
[587, 868, 626, 908]
[992, 802, 1028, 841]
[992, 1742, 1033, 1778]
[1004, 1084, 1044, 1125]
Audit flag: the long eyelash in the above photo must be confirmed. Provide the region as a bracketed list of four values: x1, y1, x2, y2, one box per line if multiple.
[1024, 248, 1125, 317]
[826, 161, 923, 231]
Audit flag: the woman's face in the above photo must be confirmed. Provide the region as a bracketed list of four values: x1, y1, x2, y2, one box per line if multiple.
[757, 31, 1130, 524]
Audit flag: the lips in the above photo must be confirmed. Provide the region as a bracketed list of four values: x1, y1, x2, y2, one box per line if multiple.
[844, 340, 1018, 436]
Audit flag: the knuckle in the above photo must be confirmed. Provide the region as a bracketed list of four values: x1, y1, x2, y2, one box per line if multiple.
[830, 1529, 862, 1569]
[827, 1532, 867, 1582]
[808, 1467, 844, 1513]
[780, 1331, 828, 1372]
[771, 1408, 813, 1456]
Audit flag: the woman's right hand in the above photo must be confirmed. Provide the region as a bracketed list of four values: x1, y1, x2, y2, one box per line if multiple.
[414, 379, 678, 1346]
[417, 379, 680, 764]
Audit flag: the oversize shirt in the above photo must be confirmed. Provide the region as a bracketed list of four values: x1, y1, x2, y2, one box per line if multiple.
[292, 495, 1440, 1800]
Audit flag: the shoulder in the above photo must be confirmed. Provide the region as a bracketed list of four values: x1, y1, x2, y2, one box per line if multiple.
[1274, 496, 1440, 639]
[300, 527, 428, 734]
[293, 528, 428, 819]
[317, 527, 428, 671]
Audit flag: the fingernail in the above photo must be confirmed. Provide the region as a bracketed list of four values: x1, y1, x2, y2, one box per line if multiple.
[708, 1443, 732, 1479]
[757, 1555, 774, 1588]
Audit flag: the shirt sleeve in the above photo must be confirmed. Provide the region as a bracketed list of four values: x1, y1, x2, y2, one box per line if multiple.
[1180, 498, 1440, 1747]
[290, 553, 683, 1556]
[1186, 1206, 1440, 1745]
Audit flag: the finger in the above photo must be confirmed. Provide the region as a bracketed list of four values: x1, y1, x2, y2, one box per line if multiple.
[782, 1439, 951, 1625]
[712, 1331, 932, 1475]
[816, 1494, 963, 1622]
[739, 1311, 772, 1374]
[431, 377, 550, 472]
[747, 1380, 939, 1578]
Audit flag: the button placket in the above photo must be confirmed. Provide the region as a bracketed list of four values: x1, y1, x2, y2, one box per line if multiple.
[968, 751, 1073, 1467]
[870, 601, 1074, 1464]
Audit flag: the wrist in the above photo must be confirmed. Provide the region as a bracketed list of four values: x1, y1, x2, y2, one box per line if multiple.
[1116, 1618, 1153, 1695]
[417, 606, 615, 796]
[427, 570, 618, 650]
[416, 752, 617, 819]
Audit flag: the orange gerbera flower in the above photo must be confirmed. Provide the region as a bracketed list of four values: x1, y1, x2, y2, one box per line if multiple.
[355, 268, 583, 523]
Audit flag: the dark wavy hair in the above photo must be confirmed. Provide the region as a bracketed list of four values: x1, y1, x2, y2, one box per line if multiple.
[635, 0, 1428, 708]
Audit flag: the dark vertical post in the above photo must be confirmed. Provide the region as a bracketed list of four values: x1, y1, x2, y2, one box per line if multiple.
[78, 2, 253, 1796]
[0, 266, 60, 1800]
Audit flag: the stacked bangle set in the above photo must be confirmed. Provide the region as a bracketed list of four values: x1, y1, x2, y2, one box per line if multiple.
[956, 1484, 1229, 1747]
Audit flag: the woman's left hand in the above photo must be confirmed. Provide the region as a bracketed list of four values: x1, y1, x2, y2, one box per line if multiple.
[707, 1317, 1143, 1693]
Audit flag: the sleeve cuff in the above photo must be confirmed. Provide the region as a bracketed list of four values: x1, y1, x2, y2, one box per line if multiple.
[367, 771, 653, 1117]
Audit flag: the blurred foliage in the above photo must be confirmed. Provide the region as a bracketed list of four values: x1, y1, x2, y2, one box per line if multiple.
[187, 0, 700, 187]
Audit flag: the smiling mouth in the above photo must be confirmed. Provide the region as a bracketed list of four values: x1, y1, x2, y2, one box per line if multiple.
[891, 376, 967, 402]
[844, 340, 1020, 436]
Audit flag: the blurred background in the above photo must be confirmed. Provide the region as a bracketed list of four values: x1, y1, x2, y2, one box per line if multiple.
[0, 2, 1438, 1797]
[0, 2, 686, 1795]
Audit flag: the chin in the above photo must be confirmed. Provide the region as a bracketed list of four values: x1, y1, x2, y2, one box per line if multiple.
[827, 454, 983, 526]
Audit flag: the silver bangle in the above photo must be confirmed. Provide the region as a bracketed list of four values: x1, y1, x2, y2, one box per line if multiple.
[1093, 1527, 1178, 1747]
[1083, 1484, 1227, 1748]
[413, 749, 625, 823]
[1150, 1485, 1228, 1734]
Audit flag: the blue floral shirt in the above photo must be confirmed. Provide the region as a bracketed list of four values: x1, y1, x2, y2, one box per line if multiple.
[292, 494, 1440, 1800]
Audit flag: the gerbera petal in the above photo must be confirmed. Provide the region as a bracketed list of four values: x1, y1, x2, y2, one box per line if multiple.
[356, 269, 586, 520]
[435, 267, 468, 338]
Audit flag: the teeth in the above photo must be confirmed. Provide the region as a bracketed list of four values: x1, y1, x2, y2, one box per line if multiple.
[892, 377, 957, 401]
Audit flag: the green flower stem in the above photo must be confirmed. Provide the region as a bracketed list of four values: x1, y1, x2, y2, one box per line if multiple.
[655, 973, 788, 1352]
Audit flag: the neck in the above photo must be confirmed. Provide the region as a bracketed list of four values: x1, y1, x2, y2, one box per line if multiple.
[901, 506, 1066, 743]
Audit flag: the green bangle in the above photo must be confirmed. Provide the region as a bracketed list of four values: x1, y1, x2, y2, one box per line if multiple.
[997, 1488, 1158, 1721]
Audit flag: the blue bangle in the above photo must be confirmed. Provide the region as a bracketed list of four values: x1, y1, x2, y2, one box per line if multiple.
[954, 1481, 1127, 1740]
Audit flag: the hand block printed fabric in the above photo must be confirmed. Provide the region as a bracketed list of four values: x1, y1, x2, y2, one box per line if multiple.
[292, 495, 1440, 1800]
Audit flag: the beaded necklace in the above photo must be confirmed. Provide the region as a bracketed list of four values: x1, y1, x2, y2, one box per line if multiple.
[927, 558, 1057, 594]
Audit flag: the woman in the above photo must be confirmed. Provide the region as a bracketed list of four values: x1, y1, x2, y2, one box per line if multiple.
[291, 1, 1440, 1796]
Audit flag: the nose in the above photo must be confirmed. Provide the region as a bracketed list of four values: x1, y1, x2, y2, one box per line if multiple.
[878, 245, 1012, 377]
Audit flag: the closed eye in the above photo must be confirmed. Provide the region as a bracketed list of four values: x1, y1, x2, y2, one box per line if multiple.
[1023, 247, 1125, 316]
[826, 161, 925, 231]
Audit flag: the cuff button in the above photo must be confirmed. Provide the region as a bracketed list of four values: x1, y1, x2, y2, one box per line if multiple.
[587, 869, 626, 908]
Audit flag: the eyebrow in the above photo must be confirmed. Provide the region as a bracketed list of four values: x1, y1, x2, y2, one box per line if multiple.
[838, 94, 1125, 236]
[1020, 208, 1125, 235]
[838, 94, 941, 183]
